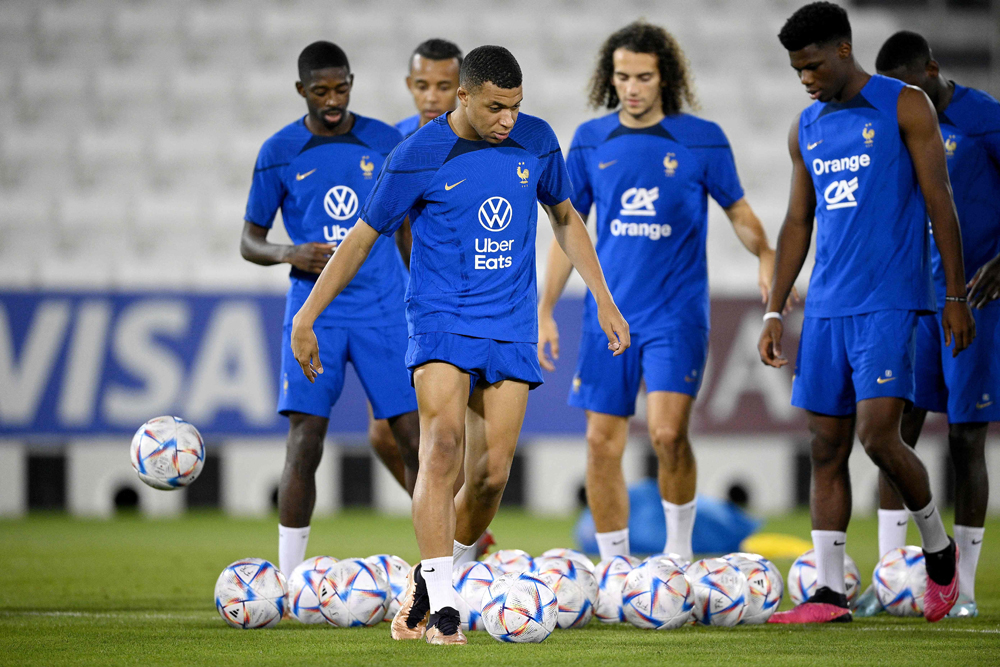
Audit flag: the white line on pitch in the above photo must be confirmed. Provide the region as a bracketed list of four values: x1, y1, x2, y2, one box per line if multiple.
[855, 626, 1000, 634]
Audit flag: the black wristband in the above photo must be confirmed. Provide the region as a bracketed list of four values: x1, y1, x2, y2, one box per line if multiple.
[945, 295, 967, 303]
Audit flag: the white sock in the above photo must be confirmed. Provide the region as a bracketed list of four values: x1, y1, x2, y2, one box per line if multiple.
[910, 501, 950, 553]
[595, 529, 630, 560]
[278, 524, 310, 575]
[954, 525, 984, 601]
[812, 530, 847, 595]
[662, 498, 696, 560]
[421, 556, 455, 614]
[877, 509, 910, 558]
[453, 540, 476, 567]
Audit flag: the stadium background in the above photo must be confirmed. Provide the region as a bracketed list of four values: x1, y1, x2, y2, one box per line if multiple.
[0, 0, 997, 525]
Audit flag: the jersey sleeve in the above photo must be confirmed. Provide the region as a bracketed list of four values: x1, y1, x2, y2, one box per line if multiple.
[699, 125, 744, 209]
[535, 126, 573, 207]
[360, 143, 436, 236]
[244, 142, 287, 229]
[566, 126, 594, 215]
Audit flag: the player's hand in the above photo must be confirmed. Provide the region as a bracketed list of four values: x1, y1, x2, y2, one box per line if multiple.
[285, 242, 336, 274]
[758, 317, 787, 368]
[597, 300, 630, 357]
[537, 311, 560, 372]
[942, 300, 976, 357]
[290, 318, 323, 382]
[758, 248, 800, 314]
[968, 254, 1000, 309]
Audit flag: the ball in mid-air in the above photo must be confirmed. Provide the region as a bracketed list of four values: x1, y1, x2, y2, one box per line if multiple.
[453, 561, 498, 631]
[621, 559, 692, 630]
[723, 553, 782, 624]
[130, 416, 205, 490]
[215, 558, 287, 629]
[481, 572, 558, 643]
[686, 558, 748, 627]
[535, 557, 598, 629]
[318, 558, 391, 627]
[364, 554, 410, 621]
[872, 546, 926, 617]
[287, 555, 339, 624]
[787, 549, 861, 607]
[593, 555, 641, 623]
[482, 549, 535, 574]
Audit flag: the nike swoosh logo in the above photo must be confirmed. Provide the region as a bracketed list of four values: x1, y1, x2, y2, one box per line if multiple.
[833, 540, 845, 546]
[684, 376, 696, 383]
[924, 511, 933, 520]
[876, 376, 898, 384]
[423, 568, 435, 573]
[897, 520, 908, 526]
[598, 160, 617, 169]
[807, 140, 823, 150]
[972, 539, 982, 545]
[444, 179, 465, 191]
[295, 168, 316, 181]
[977, 401, 993, 409]
[611, 539, 625, 545]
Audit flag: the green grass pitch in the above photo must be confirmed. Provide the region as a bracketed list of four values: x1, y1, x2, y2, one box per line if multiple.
[1, 509, 998, 666]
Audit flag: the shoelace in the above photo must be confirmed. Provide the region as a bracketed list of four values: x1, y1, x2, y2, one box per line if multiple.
[430, 607, 461, 635]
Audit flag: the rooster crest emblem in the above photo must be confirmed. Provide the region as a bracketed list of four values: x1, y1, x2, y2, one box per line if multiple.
[944, 135, 957, 157]
[862, 124, 875, 147]
[663, 153, 678, 177]
[360, 155, 374, 178]
[517, 161, 529, 185]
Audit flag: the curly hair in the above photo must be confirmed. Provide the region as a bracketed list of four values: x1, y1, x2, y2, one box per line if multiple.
[588, 21, 697, 115]
[778, 2, 851, 52]
[460, 45, 521, 90]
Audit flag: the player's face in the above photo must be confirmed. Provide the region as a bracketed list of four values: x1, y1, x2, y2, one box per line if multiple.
[406, 55, 461, 126]
[458, 82, 522, 144]
[788, 41, 852, 103]
[611, 48, 662, 119]
[296, 67, 353, 132]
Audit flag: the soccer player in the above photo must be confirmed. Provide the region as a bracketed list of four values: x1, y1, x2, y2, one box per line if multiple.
[397, 39, 462, 139]
[239, 41, 420, 576]
[759, 3, 976, 623]
[538, 21, 784, 562]
[291, 45, 629, 645]
[851, 30, 1000, 619]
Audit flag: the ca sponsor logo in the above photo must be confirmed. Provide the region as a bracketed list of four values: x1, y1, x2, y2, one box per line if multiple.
[323, 185, 358, 220]
[824, 177, 859, 210]
[478, 196, 513, 232]
[619, 187, 658, 217]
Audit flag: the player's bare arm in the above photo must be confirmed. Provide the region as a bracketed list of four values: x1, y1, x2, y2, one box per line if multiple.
[290, 220, 380, 381]
[239, 221, 334, 274]
[968, 252, 1000, 307]
[543, 198, 630, 355]
[723, 197, 799, 310]
[759, 115, 815, 368]
[897, 85, 975, 355]
[537, 237, 576, 371]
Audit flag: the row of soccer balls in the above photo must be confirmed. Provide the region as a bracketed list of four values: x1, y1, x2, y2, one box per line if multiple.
[215, 546, 929, 641]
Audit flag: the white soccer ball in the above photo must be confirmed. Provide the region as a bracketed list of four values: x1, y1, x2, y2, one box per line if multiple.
[364, 554, 410, 620]
[686, 558, 749, 627]
[724, 554, 783, 624]
[535, 557, 599, 629]
[482, 549, 535, 574]
[214, 558, 287, 629]
[481, 572, 558, 643]
[130, 416, 205, 490]
[453, 561, 498, 631]
[287, 556, 339, 623]
[621, 559, 693, 630]
[593, 555, 641, 623]
[787, 549, 861, 607]
[873, 546, 926, 617]
[539, 548, 596, 572]
[318, 558, 391, 627]
[643, 552, 691, 571]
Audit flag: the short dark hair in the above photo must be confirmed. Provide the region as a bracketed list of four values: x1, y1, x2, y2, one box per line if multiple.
[778, 2, 852, 52]
[588, 20, 698, 115]
[876, 31, 931, 72]
[412, 38, 463, 68]
[298, 41, 350, 82]
[460, 45, 522, 90]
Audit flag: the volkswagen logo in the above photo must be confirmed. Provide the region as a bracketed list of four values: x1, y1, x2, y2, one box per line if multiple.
[323, 185, 359, 220]
[478, 196, 512, 232]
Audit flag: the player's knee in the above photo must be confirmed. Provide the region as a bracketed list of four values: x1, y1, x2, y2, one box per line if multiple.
[809, 431, 850, 469]
[285, 435, 323, 477]
[649, 424, 689, 460]
[948, 423, 988, 465]
[586, 426, 623, 464]
[420, 424, 463, 474]
[468, 462, 510, 504]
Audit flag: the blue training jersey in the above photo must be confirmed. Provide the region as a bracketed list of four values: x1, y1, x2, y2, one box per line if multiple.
[396, 114, 421, 139]
[245, 114, 408, 328]
[361, 112, 573, 343]
[932, 83, 1000, 303]
[567, 113, 744, 333]
[798, 74, 935, 317]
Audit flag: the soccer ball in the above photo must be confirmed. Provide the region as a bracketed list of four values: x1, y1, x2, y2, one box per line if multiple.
[686, 558, 749, 626]
[787, 549, 861, 607]
[593, 555, 641, 623]
[621, 559, 692, 630]
[481, 572, 558, 643]
[872, 546, 926, 617]
[535, 557, 599, 629]
[723, 554, 782, 624]
[482, 549, 535, 574]
[130, 416, 205, 490]
[318, 558, 391, 627]
[364, 554, 410, 620]
[643, 552, 691, 571]
[453, 561, 498, 631]
[539, 548, 595, 572]
[214, 558, 287, 629]
[287, 556, 339, 623]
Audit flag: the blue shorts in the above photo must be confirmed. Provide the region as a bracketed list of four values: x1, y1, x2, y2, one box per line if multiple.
[568, 327, 709, 417]
[278, 324, 417, 420]
[405, 332, 543, 393]
[914, 303, 1000, 423]
[791, 310, 918, 416]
